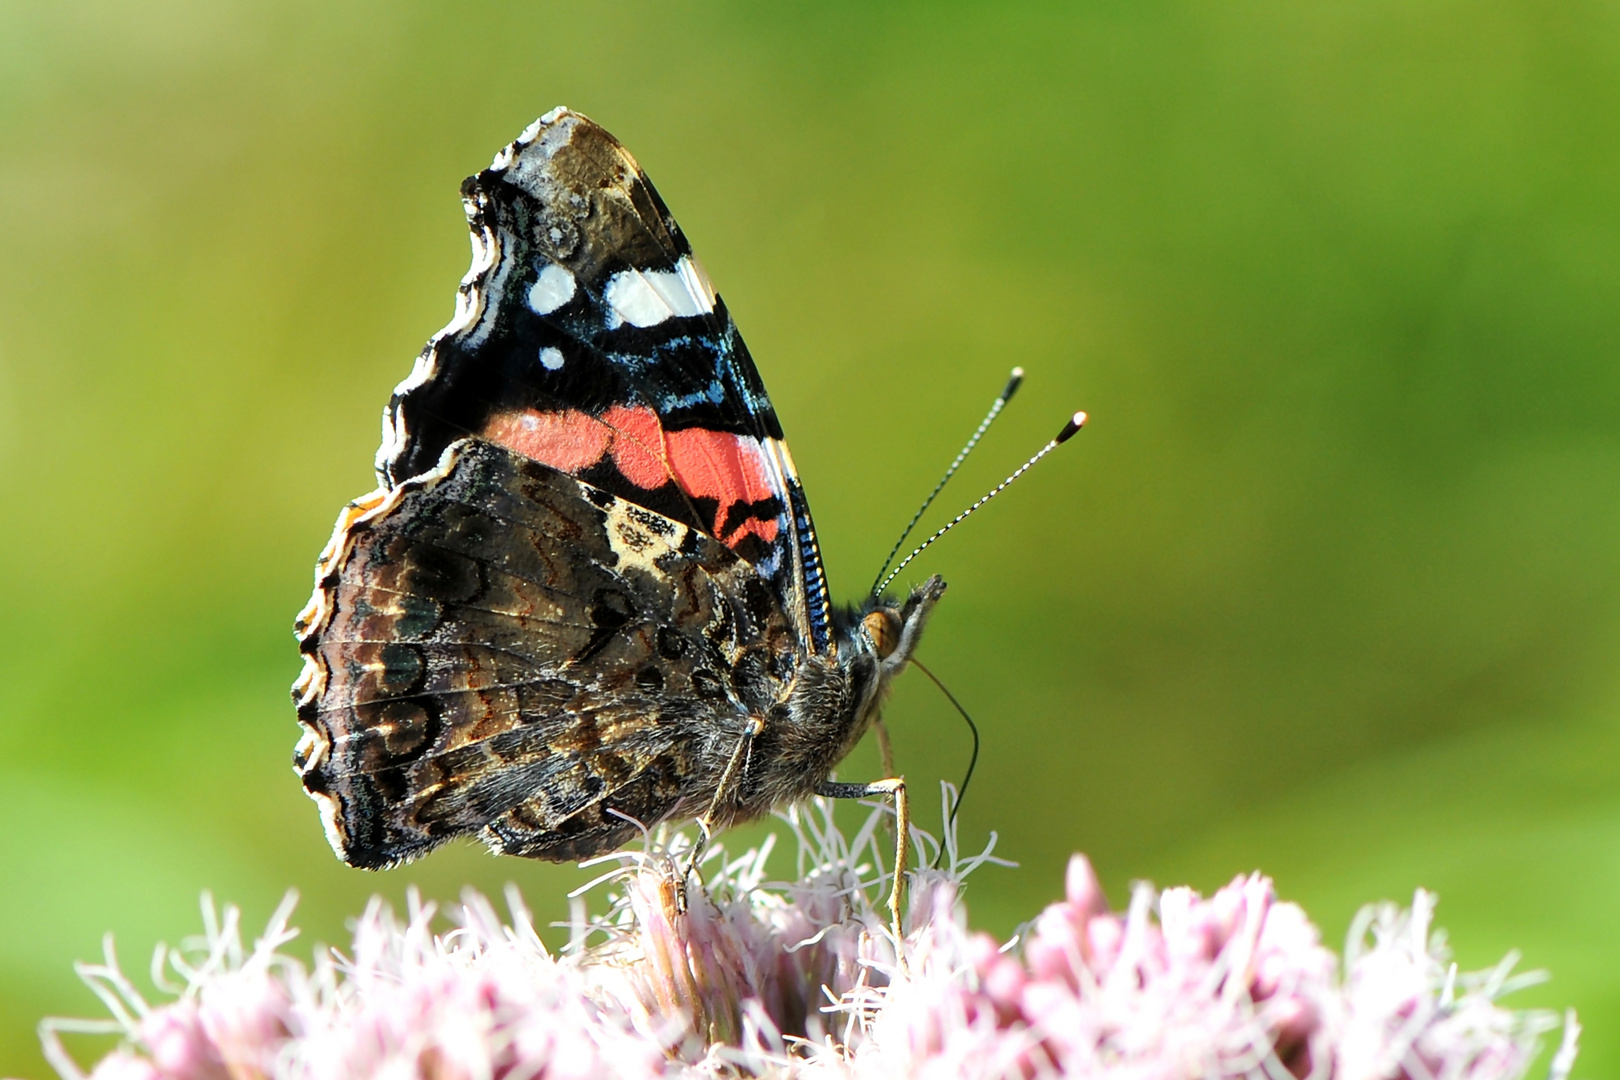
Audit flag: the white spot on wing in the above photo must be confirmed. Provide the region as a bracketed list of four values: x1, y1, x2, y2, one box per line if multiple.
[539, 346, 565, 370]
[648, 257, 715, 317]
[527, 263, 576, 315]
[604, 270, 670, 327]
[604, 256, 716, 328]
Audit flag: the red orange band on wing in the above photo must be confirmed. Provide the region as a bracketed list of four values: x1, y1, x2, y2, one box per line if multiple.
[482, 405, 781, 549]
[482, 409, 611, 473]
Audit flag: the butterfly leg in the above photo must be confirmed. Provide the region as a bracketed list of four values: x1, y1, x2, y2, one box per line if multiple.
[815, 777, 910, 965]
[678, 715, 765, 912]
[674, 819, 713, 914]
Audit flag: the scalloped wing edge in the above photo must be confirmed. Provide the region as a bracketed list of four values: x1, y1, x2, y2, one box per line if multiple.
[291, 438, 472, 863]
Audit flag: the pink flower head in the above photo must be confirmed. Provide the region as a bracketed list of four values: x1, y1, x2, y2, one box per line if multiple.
[44, 790, 1576, 1080]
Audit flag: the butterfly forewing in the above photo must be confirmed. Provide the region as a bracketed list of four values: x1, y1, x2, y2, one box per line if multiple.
[377, 108, 831, 651]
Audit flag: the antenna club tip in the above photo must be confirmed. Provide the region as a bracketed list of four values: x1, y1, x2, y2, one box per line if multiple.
[1001, 367, 1026, 400]
[1056, 410, 1088, 443]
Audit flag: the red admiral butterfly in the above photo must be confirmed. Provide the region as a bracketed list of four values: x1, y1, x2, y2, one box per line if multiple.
[292, 108, 1082, 942]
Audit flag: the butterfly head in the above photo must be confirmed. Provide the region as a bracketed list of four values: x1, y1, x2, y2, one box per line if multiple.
[854, 573, 946, 675]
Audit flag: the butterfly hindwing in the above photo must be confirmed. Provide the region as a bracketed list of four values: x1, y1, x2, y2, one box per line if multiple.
[293, 438, 799, 866]
[378, 107, 832, 652]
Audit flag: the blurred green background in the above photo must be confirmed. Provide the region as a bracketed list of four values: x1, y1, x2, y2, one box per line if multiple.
[2, 1, 1617, 1075]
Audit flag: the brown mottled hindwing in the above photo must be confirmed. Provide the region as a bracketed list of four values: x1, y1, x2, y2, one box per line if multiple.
[294, 438, 799, 868]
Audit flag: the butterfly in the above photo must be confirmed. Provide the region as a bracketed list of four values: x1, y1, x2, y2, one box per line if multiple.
[291, 107, 942, 936]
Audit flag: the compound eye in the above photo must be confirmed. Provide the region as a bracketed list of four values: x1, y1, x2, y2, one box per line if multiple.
[862, 609, 902, 659]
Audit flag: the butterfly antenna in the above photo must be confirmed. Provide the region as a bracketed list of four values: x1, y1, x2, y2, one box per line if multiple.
[911, 658, 978, 868]
[874, 410, 1087, 597]
[869, 368, 1026, 597]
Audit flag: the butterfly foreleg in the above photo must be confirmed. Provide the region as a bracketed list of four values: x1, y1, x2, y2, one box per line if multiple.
[815, 776, 910, 968]
[678, 713, 767, 911]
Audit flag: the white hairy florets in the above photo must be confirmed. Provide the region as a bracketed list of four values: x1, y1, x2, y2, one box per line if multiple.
[44, 790, 1576, 1080]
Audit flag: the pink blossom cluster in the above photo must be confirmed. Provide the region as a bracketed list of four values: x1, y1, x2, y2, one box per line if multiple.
[45, 799, 1577, 1080]
[830, 859, 1571, 1080]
